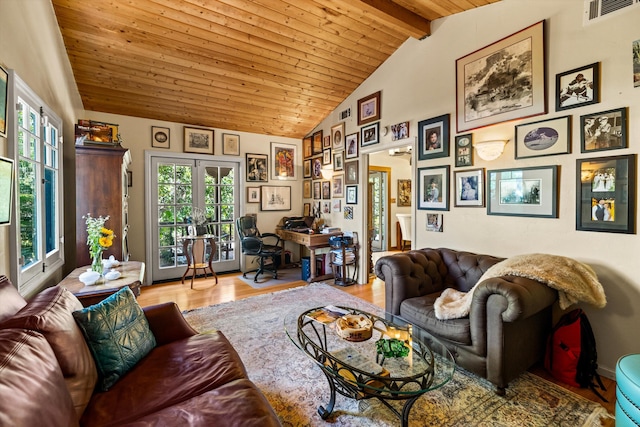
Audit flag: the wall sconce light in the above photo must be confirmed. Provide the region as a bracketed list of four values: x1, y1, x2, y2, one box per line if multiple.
[320, 167, 333, 180]
[474, 140, 508, 161]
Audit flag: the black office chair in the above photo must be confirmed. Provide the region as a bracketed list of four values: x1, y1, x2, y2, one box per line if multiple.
[236, 215, 282, 282]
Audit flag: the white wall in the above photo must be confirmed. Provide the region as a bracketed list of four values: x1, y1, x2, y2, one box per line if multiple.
[310, 0, 640, 377]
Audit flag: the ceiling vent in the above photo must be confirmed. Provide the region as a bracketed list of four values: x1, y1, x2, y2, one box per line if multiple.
[583, 0, 639, 25]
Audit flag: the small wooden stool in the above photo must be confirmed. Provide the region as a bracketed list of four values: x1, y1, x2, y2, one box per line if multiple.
[181, 235, 218, 288]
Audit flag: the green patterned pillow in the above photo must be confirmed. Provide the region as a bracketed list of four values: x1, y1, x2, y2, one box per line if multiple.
[73, 287, 156, 391]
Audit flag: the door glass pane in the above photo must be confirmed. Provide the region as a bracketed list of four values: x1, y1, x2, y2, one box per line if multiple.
[19, 159, 38, 268]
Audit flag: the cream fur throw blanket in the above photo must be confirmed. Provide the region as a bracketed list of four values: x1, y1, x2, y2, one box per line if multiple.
[434, 254, 607, 320]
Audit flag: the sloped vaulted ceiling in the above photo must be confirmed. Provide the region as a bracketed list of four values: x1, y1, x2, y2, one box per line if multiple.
[52, 0, 500, 138]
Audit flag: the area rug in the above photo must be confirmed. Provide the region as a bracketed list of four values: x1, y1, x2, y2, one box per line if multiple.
[183, 283, 611, 427]
[237, 267, 303, 289]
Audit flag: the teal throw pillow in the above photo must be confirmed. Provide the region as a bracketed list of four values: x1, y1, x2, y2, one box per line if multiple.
[72, 287, 156, 391]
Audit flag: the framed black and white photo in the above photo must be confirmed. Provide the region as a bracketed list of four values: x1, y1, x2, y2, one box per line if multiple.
[418, 114, 449, 160]
[151, 126, 170, 149]
[345, 133, 359, 159]
[360, 122, 380, 147]
[322, 148, 332, 165]
[454, 168, 484, 207]
[246, 153, 268, 182]
[247, 186, 260, 203]
[417, 165, 450, 211]
[577, 154, 636, 234]
[456, 21, 546, 133]
[487, 165, 558, 218]
[184, 127, 214, 154]
[331, 122, 345, 150]
[260, 186, 291, 211]
[556, 62, 599, 111]
[332, 173, 344, 198]
[357, 91, 381, 126]
[322, 180, 331, 199]
[515, 115, 571, 159]
[222, 133, 240, 155]
[580, 107, 627, 153]
[345, 160, 358, 185]
[333, 150, 344, 171]
[346, 185, 358, 204]
[455, 134, 473, 167]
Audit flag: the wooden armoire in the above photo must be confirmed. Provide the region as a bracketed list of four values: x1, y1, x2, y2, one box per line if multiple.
[75, 145, 131, 267]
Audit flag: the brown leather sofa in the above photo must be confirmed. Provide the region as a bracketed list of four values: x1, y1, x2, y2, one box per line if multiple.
[375, 248, 558, 395]
[0, 275, 281, 427]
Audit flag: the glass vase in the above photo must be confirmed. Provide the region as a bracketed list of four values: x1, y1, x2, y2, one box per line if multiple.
[91, 251, 104, 275]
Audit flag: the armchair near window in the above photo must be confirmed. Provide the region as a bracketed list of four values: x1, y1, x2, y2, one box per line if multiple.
[236, 216, 283, 282]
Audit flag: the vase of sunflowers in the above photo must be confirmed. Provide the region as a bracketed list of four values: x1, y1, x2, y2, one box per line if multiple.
[84, 213, 116, 275]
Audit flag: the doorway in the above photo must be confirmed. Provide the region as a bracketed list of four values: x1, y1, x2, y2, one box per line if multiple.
[148, 156, 240, 282]
[368, 167, 390, 252]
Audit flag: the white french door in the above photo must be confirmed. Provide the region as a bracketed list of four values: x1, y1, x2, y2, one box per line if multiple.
[148, 155, 240, 282]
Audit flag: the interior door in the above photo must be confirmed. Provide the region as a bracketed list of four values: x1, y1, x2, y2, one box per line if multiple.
[368, 169, 387, 252]
[149, 156, 240, 282]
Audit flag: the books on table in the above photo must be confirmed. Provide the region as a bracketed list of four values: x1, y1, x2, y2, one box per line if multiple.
[306, 305, 350, 324]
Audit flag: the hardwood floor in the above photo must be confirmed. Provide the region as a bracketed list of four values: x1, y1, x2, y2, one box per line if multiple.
[137, 270, 615, 424]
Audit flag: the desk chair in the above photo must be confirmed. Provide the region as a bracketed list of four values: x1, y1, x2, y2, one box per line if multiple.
[236, 216, 282, 282]
[396, 214, 412, 251]
[181, 235, 218, 288]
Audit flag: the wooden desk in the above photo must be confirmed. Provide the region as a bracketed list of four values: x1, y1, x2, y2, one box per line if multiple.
[276, 229, 342, 282]
[59, 261, 145, 307]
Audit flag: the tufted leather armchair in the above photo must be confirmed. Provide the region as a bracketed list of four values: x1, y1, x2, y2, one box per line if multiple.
[375, 248, 558, 395]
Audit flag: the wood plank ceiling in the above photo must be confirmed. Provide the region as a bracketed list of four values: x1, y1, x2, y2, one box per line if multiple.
[52, 0, 499, 139]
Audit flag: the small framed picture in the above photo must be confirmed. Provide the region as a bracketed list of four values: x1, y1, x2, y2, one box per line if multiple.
[322, 180, 331, 199]
[246, 153, 268, 182]
[344, 206, 354, 220]
[247, 186, 260, 203]
[184, 127, 214, 154]
[580, 107, 627, 153]
[332, 199, 342, 213]
[271, 142, 296, 180]
[303, 180, 312, 198]
[311, 157, 322, 180]
[345, 133, 359, 159]
[151, 126, 170, 149]
[331, 122, 345, 150]
[418, 114, 449, 160]
[391, 121, 410, 141]
[454, 134, 473, 167]
[417, 165, 449, 211]
[515, 115, 571, 159]
[487, 165, 558, 218]
[303, 159, 312, 178]
[397, 179, 411, 207]
[333, 151, 344, 171]
[312, 130, 323, 155]
[222, 133, 240, 155]
[345, 160, 359, 185]
[556, 62, 599, 111]
[323, 135, 331, 149]
[322, 201, 331, 214]
[322, 148, 332, 165]
[332, 173, 345, 198]
[361, 122, 380, 147]
[313, 181, 322, 200]
[260, 186, 291, 211]
[303, 136, 313, 159]
[346, 185, 358, 204]
[303, 203, 311, 217]
[454, 168, 484, 207]
[357, 91, 381, 126]
[576, 154, 636, 234]
[426, 214, 443, 232]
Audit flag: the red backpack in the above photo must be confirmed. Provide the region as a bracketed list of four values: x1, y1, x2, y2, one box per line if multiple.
[544, 308, 607, 401]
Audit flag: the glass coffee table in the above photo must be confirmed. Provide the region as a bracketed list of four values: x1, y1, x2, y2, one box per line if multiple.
[284, 305, 455, 426]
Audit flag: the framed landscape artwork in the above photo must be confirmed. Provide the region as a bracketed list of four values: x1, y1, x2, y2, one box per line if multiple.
[515, 115, 571, 159]
[576, 154, 636, 233]
[184, 127, 214, 154]
[455, 20, 546, 133]
[487, 165, 558, 218]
